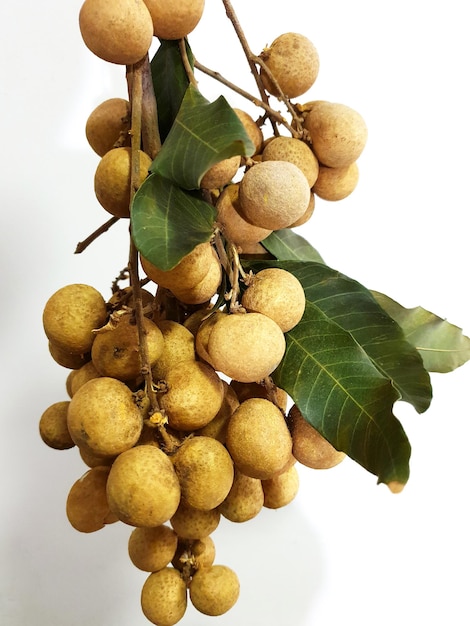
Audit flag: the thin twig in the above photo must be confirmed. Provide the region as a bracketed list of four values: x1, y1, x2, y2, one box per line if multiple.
[179, 39, 198, 87]
[74, 216, 120, 254]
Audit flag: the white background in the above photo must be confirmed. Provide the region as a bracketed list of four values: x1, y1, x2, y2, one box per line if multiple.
[1, 1, 469, 625]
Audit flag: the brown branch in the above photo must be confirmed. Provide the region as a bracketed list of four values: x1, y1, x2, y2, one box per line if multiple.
[179, 39, 198, 87]
[141, 55, 161, 159]
[74, 216, 120, 254]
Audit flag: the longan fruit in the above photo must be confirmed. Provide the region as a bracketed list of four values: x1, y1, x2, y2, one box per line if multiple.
[313, 162, 360, 201]
[189, 565, 240, 616]
[260, 33, 320, 99]
[172, 436, 234, 511]
[239, 160, 311, 230]
[143, 0, 205, 40]
[39, 401, 75, 450]
[169, 248, 222, 305]
[107, 445, 181, 527]
[262, 463, 300, 509]
[303, 100, 368, 168]
[287, 404, 346, 469]
[159, 360, 224, 431]
[288, 191, 315, 227]
[79, 0, 154, 65]
[262, 135, 319, 187]
[48, 342, 91, 370]
[85, 98, 130, 157]
[194, 310, 227, 367]
[226, 398, 292, 479]
[200, 155, 241, 190]
[94, 147, 152, 218]
[229, 380, 288, 412]
[207, 312, 286, 383]
[233, 108, 264, 155]
[69, 360, 101, 396]
[215, 183, 273, 246]
[78, 446, 116, 469]
[43, 283, 107, 355]
[128, 525, 178, 572]
[66, 466, 118, 533]
[151, 320, 196, 380]
[91, 313, 164, 381]
[218, 468, 264, 523]
[197, 380, 240, 443]
[241, 267, 306, 332]
[67, 377, 143, 457]
[141, 567, 187, 626]
[172, 536, 216, 574]
[170, 501, 220, 540]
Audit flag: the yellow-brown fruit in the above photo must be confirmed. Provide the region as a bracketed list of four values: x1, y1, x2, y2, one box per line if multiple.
[143, 0, 205, 40]
[128, 525, 178, 572]
[94, 147, 152, 218]
[151, 320, 196, 380]
[262, 135, 319, 187]
[239, 160, 311, 230]
[170, 501, 220, 540]
[260, 33, 320, 98]
[79, 0, 153, 65]
[218, 468, 264, 523]
[194, 310, 227, 367]
[91, 314, 164, 381]
[233, 108, 264, 155]
[226, 398, 292, 479]
[262, 463, 300, 509]
[141, 567, 187, 626]
[169, 248, 222, 305]
[189, 565, 240, 616]
[48, 342, 90, 370]
[172, 536, 216, 574]
[313, 162, 360, 201]
[69, 360, 101, 396]
[107, 445, 181, 527]
[66, 466, 118, 533]
[287, 404, 346, 469]
[140, 242, 214, 292]
[39, 401, 75, 450]
[288, 192, 315, 227]
[197, 380, 239, 443]
[182, 305, 214, 336]
[303, 101, 368, 168]
[67, 377, 143, 457]
[78, 446, 116, 469]
[207, 312, 286, 383]
[229, 380, 289, 412]
[215, 183, 272, 246]
[108, 286, 155, 314]
[159, 361, 224, 431]
[241, 268, 306, 332]
[43, 284, 107, 355]
[200, 156, 241, 190]
[85, 98, 130, 157]
[172, 437, 234, 511]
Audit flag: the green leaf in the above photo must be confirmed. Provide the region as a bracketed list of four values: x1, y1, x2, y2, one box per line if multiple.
[131, 173, 217, 270]
[261, 229, 325, 263]
[372, 291, 470, 373]
[150, 85, 255, 189]
[273, 301, 411, 488]
[150, 39, 194, 142]
[246, 260, 432, 413]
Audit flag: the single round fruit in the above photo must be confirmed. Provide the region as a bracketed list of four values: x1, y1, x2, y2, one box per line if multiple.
[67, 377, 143, 457]
[238, 160, 311, 230]
[197, 380, 240, 443]
[69, 360, 101, 396]
[233, 108, 264, 155]
[170, 501, 220, 540]
[107, 445, 181, 527]
[260, 33, 320, 98]
[48, 342, 90, 370]
[39, 401, 75, 450]
[218, 468, 264, 523]
[241, 267, 306, 332]
[143, 0, 205, 40]
[313, 162, 360, 201]
[189, 565, 240, 616]
[262, 135, 319, 187]
[303, 100, 368, 168]
[288, 192, 315, 227]
[169, 248, 222, 305]
[226, 398, 293, 479]
[141, 567, 187, 626]
[66, 466, 118, 533]
[79, 0, 154, 65]
[151, 320, 196, 380]
[128, 525, 178, 572]
[262, 463, 300, 509]
[216, 183, 273, 246]
[43, 283, 107, 355]
[200, 156, 241, 190]
[85, 98, 131, 156]
[94, 147, 152, 218]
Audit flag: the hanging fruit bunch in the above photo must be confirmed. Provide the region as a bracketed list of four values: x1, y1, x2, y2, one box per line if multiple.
[38, 0, 470, 624]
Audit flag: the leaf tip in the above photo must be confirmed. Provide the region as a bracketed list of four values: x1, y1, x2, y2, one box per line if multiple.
[386, 480, 406, 494]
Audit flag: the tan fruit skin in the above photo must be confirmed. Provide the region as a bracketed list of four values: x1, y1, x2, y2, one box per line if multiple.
[216, 183, 273, 246]
[233, 108, 264, 154]
[141, 568, 188, 626]
[218, 468, 264, 522]
[262, 463, 300, 509]
[226, 398, 293, 479]
[170, 501, 220, 540]
[200, 155, 241, 189]
[151, 320, 196, 380]
[262, 136, 319, 187]
[189, 565, 240, 617]
[128, 525, 178, 572]
[79, 0, 154, 65]
[140, 242, 213, 291]
[197, 380, 240, 443]
[313, 162, 359, 201]
[66, 466, 116, 533]
[39, 401, 75, 450]
[170, 248, 222, 305]
[85, 98, 130, 157]
[143, 0, 205, 39]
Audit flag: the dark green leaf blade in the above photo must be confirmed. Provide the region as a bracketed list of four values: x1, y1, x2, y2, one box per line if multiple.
[150, 85, 255, 189]
[247, 260, 432, 413]
[372, 291, 470, 373]
[273, 302, 410, 488]
[150, 39, 194, 142]
[131, 173, 217, 270]
[262, 229, 325, 263]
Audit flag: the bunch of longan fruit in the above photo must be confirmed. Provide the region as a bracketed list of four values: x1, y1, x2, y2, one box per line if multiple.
[39, 1, 367, 624]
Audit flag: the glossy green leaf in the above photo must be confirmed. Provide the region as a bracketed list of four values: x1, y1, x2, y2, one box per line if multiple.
[131, 173, 217, 270]
[273, 301, 411, 488]
[150, 39, 194, 142]
[261, 229, 325, 263]
[372, 291, 470, 373]
[246, 260, 432, 413]
[150, 85, 255, 189]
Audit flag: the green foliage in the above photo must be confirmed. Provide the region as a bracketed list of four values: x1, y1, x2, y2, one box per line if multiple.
[261, 230, 325, 263]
